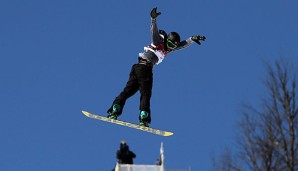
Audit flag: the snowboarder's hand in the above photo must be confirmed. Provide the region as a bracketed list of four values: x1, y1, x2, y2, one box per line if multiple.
[191, 35, 206, 45]
[151, 7, 161, 19]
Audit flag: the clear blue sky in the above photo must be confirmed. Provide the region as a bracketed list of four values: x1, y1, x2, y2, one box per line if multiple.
[1, 0, 298, 170]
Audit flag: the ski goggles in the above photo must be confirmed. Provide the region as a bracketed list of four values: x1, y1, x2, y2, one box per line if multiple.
[166, 39, 178, 50]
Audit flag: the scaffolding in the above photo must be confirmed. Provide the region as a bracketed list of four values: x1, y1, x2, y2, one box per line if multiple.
[114, 143, 191, 171]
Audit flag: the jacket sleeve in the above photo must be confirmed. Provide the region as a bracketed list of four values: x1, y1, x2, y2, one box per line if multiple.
[116, 150, 121, 160]
[151, 18, 163, 46]
[172, 37, 195, 51]
[130, 151, 136, 158]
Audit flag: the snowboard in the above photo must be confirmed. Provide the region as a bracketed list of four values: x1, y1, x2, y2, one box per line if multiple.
[82, 110, 173, 136]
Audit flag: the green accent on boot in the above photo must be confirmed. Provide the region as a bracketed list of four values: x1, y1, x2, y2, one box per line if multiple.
[107, 114, 118, 120]
[112, 104, 121, 113]
[139, 121, 149, 127]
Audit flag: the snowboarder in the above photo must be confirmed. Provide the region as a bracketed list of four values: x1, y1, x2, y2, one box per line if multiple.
[107, 7, 206, 127]
[116, 141, 136, 164]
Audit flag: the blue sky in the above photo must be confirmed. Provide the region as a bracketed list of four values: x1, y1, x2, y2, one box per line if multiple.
[1, 0, 298, 170]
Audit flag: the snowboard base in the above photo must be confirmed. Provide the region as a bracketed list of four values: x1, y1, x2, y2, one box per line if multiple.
[82, 110, 173, 136]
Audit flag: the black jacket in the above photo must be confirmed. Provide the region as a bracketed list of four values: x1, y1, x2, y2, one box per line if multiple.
[116, 145, 136, 164]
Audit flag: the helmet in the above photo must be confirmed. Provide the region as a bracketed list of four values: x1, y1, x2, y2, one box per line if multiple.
[167, 32, 180, 50]
[167, 32, 180, 44]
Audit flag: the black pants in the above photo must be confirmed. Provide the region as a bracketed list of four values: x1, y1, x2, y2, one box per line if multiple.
[108, 64, 153, 122]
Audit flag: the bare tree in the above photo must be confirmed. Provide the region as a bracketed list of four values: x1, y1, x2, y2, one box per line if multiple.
[264, 60, 298, 171]
[212, 60, 298, 171]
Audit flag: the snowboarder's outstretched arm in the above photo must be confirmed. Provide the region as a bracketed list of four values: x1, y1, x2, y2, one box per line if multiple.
[173, 35, 206, 51]
[150, 8, 163, 46]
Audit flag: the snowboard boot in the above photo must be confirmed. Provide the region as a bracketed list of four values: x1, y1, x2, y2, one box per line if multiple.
[107, 104, 121, 120]
[139, 111, 150, 127]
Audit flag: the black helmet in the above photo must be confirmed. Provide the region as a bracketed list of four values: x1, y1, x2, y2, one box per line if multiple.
[167, 32, 180, 44]
[167, 32, 180, 50]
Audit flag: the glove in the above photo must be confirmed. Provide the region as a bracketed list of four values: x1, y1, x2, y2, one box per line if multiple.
[191, 35, 206, 45]
[151, 7, 161, 19]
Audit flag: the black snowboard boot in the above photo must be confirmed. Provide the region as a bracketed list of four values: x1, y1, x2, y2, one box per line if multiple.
[107, 104, 121, 120]
[139, 111, 150, 127]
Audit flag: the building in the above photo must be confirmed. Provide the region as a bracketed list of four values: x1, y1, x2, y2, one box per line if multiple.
[114, 143, 191, 171]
